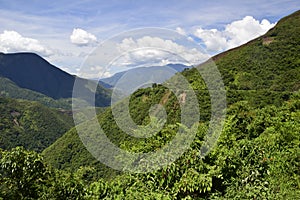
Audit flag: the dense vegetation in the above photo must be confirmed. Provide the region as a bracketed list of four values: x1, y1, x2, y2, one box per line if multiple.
[0, 77, 74, 109]
[0, 9, 299, 199]
[43, 9, 300, 174]
[0, 97, 74, 152]
[212, 10, 300, 92]
[1, 94, 299, 199]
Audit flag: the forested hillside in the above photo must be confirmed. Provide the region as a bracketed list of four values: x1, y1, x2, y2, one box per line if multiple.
[43, 10, 300, 175]
[0, 97, 74, 152]
[0, 77, 73, 109]
[2, 93, 299, 199]
[0, 9, 299, 200]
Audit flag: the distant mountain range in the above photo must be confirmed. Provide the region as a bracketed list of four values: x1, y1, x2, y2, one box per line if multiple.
[99, 64, 190, 88]
[0, 53, 190, 107]
[0, 52, 111, 107]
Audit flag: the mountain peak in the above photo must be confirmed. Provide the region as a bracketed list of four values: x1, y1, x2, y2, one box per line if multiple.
[0, 52, 75, 99]
[0, 52, 111, 106]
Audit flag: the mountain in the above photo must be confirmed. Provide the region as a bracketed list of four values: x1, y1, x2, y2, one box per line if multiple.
[180, 9, 300, 108]
[212, 11, 300, 92]
[99, 63, 190, 88]
[0, 52, 111, 107]
[0, 10, 299, 199]
[43, 10, 300, 181]
[0, 97, 74, 152]
[42, 126, 119, 179]
[0, 76, 73, 109]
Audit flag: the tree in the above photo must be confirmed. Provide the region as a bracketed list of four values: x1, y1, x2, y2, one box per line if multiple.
[0, 146, 50, 199]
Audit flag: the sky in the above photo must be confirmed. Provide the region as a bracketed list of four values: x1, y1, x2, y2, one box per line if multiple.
[0, 0, 299, 78]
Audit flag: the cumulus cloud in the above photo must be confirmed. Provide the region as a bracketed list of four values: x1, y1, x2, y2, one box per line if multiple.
[194, 16, 276, 52]
[176, 27, 186, 35]
[116, 36, 210, 67]
[0, 30, 53, 56]
[194, 28, 228, 52]
[70, 28, 98, 46]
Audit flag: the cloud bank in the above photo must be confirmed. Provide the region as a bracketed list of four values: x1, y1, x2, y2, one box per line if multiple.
[117, 36, 210, 67]
[193, 16, 276, 52]
[0, 30, 53, 56]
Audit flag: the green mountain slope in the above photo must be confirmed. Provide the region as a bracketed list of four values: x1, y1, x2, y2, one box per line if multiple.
[0, 77, 73, 109]
[213, 10, 300, 91]
[43, 9, 300, 182]
[2, 95, 299, 199]
[180, 9, 300, 108]
[0, 97, 74, 152]
[42, 127, 119, 179]
[0, 9, 298, 199]
[0, 52, 111, 107]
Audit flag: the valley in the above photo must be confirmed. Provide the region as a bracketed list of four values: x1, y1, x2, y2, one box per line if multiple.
[0, 8, 299, 200]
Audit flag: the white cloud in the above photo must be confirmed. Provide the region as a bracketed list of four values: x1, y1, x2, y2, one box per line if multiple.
[0, 30, 53, 56]
[70, 28, 98, 46]
[194, 28, 228, 52]
[176, 27, 186, 35]
[117, 36, 210, 67]
[194, 16, 276, 52]
[79, 65, 112, 79]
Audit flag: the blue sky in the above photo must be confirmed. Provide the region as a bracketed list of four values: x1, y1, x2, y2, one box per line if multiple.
[0, 0, 299, 77]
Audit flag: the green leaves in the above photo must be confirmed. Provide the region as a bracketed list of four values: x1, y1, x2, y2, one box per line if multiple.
[0, 97, 74, 152]
[0, 98, 299, 199]
[0, 147, 49, 199]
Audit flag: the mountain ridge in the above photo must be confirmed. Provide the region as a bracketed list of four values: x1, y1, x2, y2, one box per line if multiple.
[0, 52, 75, 99]
[99, 63, 190, 88]
[0, 52, 111, 107]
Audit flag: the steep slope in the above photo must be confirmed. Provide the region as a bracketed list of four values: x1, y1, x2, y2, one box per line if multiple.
[180, 9, 300, 108]
[43, 10, 300, 179]
[0, 52, 111, 106]
[0, 97, 74, 152]
[42, 127, 119, 179]
[0, 53, 75, 99]
[212, 10, 300, 92]
[0, 77, 72, 109]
